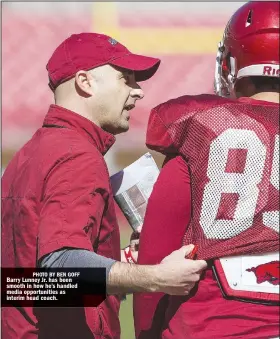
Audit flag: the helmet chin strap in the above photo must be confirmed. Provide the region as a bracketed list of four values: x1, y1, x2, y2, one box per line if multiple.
[227, 57, 237, 97]
[228, 57, 236, 83]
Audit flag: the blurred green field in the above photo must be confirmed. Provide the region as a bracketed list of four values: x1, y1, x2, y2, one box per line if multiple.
[120, 294, 134, 339]
[119, 221, 136, 339]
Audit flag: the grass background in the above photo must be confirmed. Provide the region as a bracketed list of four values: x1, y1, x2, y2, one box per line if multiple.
[119, 219, 136, 339]
[120, 294, 134, 339]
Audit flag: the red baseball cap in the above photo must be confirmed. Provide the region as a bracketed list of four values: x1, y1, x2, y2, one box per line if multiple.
[47, 32, 161, 90]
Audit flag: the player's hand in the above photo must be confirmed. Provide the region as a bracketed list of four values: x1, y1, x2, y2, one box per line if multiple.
[121, 226, 142, 263]
[129, 226, 142, 262]
[155, 245, 207, 295]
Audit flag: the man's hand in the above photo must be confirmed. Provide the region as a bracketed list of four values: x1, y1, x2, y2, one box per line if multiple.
[129, 226, 142, 262]
[121, 226, 142, 263]
[108, 244, 207, 295]
[155, 245, 207, 295]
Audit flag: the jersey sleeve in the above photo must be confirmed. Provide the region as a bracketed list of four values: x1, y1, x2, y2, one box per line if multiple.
[134, 155, 192, 339]
[146, 94, 230, 157]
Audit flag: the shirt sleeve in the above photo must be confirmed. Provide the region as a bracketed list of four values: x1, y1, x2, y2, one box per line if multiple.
[134, 155, 192, 339]
[39, 249, 116, 282]
[38, 150, 109, 261]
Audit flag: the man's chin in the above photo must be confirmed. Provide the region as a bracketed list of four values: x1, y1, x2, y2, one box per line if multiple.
[113, 123, 130, 135]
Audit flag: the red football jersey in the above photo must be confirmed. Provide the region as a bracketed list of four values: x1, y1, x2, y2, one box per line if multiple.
[146, 95, 279, 260]
[134, 157, 279, 339]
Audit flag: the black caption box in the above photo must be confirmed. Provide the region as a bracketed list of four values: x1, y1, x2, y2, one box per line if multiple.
[1, 267, 106, 307]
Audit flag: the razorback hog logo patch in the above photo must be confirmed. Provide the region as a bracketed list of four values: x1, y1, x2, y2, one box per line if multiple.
[246, 261, 280, 285]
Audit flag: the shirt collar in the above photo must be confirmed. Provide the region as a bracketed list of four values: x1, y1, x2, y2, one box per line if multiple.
[43, 105, 116, 155]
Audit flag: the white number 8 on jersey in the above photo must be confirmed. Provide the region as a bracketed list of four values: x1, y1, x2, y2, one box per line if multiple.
[200, 128, 279, 239]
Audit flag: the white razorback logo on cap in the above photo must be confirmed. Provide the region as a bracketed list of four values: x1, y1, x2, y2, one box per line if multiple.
[108, 38, 118, 45]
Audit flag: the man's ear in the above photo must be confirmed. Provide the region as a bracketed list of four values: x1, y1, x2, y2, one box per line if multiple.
[235, 77, 255, 98]
[75, 70, 94, 97]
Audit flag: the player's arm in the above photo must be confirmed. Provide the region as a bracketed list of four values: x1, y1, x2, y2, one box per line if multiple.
[134, 155, 192, 339]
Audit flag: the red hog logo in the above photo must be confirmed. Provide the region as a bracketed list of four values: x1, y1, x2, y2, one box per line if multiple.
[246, 261, 280, 285]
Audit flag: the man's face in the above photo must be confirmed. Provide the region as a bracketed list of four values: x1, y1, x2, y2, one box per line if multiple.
[89, 65, 144, 135]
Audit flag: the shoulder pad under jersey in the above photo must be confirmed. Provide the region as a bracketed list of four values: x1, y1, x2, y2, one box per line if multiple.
[146, 94, 234, 155]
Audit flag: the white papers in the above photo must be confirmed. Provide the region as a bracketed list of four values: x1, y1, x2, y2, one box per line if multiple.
[110, 153, 160, 231]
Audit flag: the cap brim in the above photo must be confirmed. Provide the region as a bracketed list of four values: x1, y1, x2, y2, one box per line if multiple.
[109, 53, 161, 82]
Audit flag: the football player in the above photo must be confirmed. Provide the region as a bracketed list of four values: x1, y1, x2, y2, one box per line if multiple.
[134, 1, 279, 339]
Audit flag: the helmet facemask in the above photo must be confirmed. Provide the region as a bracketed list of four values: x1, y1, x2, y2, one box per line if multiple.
[214, 38, 237, 98]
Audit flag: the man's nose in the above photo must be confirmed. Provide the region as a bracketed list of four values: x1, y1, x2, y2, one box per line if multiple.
[130, 84, 144, 100]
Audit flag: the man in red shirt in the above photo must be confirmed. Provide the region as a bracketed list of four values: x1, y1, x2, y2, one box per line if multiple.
[1, 33, 207, 339]
[134, 2, 279, 339]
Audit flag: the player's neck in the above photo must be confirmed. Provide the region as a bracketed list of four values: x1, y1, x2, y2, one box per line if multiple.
[250, 92, 280, 104]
